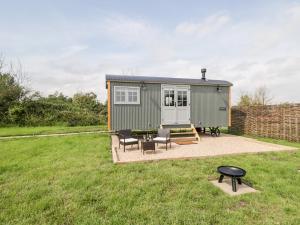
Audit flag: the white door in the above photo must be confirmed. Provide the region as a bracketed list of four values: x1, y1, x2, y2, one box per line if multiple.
[161, 85, 190, 125]
[161, 86, 177, 124]
[176, 87, 190, 124]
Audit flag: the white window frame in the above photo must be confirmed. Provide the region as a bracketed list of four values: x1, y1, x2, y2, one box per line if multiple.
[114, 86, 140, 104]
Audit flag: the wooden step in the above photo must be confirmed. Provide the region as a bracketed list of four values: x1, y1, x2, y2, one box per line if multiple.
[170, 128, 193, 131]
[170, 132, 195, 135]
[162, 124, 192, 129]
[171, 136, 198, 142]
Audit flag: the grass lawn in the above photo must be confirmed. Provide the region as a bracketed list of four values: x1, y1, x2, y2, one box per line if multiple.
[0, 125, 107, 137]
[0, 134, 300, 225]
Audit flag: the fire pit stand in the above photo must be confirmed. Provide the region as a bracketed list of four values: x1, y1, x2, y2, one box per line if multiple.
[217, 166, 246, 192]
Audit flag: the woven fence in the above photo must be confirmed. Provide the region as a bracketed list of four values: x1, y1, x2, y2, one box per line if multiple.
[230, 104, 300, 142]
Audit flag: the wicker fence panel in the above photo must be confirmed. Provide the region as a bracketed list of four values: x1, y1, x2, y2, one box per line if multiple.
[230, 104, 300, 142]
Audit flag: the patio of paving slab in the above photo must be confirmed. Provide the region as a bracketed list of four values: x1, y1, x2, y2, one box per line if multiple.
[111, 134, 297, 164]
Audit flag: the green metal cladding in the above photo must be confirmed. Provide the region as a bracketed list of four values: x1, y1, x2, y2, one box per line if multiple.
[111, 82, 161, 130]
[110, 82, 230, 130]
[190, 86, 229, 127]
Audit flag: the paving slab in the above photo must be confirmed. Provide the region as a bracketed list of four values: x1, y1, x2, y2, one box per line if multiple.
[210, 179, 259, 196]
[111, 134, 298, 164]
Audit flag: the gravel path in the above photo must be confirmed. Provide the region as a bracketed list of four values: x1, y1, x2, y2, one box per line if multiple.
[0, 131, 109, 140]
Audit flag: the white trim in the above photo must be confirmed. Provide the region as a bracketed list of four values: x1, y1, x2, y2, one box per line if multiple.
[161, 84, 190, 125]
[114, 86, 140, 104]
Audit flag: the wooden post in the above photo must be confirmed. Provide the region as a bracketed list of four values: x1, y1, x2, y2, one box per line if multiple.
[228, 86, 232, 127]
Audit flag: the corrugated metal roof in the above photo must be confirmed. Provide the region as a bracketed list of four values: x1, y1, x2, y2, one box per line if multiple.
[106, 74, 233, 86]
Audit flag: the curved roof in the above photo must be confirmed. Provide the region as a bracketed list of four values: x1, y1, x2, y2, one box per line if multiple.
[106, 74, 232, 86]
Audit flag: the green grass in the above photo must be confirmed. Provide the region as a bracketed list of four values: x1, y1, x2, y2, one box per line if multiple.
[247, 135, 300, 148]
[0, 125, 107, 137]
[0, 134, 300, 225]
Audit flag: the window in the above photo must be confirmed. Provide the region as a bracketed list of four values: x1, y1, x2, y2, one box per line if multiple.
[128, 88, 138, 103]
[114, 86, 140, 104]
[164, 90, 174, 106]
[115, 89, 126, 103]
[177, 90, 187, 107]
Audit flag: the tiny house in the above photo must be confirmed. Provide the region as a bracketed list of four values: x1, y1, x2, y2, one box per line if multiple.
[106, 71, 232, 131]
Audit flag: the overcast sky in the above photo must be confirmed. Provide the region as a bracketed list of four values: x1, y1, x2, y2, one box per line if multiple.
[1, 0, 300, 104]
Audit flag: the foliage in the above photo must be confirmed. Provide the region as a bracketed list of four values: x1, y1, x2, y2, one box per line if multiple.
[73, 92, 98, 113]
[0, 134, 300, 224]
[0, 58, 107, 126]
[237, 94, 253, 107]
[252, 86, 273, 105]
[12, 92, 108, 126]
[0, 73, 26, 124]
[237, 86, 273, 106]
[8, 104, 26, 125]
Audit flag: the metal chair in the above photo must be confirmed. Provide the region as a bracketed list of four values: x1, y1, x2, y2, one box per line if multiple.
[118, 129, 139, 152]
[153, 128, 171, 150]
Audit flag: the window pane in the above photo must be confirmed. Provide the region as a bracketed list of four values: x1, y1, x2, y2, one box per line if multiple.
[178, 93, 182, 101]
[116, 91, 123, 103]
[178, 101, 183, 106]
[164, 90, 169, 106]
[121, 92, 125, 102]
[128, 88, 138, 103]
[169, 91, 174, 106]
[128, 92, 132, 102]
[132, 95, 137, 102]
[182, 91, 187, 101]
[183, 100, 187, 106]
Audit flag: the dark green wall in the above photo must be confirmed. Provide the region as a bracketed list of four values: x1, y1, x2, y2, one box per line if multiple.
[111, 82, 161, 130]
[191, 86, 229, 127]
[110, 81, 230, 130]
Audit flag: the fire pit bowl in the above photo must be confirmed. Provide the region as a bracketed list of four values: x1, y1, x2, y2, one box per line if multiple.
[217, 166, 246, 192]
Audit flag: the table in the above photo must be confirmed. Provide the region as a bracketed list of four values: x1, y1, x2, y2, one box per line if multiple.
[217, 166, 246, 192]
[141, 140, 155, 154]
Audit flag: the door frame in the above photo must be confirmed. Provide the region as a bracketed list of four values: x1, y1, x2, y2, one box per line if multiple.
[161, 84, 191, 125]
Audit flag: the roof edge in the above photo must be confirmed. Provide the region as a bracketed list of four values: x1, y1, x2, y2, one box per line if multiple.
[105, 74, 233, 86]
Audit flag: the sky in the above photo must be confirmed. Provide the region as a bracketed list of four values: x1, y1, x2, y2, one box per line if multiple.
[1, 0, 300, 104]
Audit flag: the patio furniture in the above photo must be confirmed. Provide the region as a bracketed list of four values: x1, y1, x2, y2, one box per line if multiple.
[153, 128, 171, 150]
[141, 139, 155, 154]
[118, 129, 139, 152]
[217, 166, 246, 192]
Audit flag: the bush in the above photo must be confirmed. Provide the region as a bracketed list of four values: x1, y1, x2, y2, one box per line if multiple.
[0, 77, 107, 127]
[60, 110, 100, 126]
[8, 104, 26, 125]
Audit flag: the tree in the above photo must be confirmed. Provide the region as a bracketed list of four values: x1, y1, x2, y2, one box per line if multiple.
[72, 92, 99, 113]
[100, 100, 107, 116]
[48, 91, 72, 103]
[237, 86, 273, 107]
[0, 58, 26, 123]
[252, 86, 272, 105]
[237, 93, 253, 107]
[0, 55, 107, 126]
